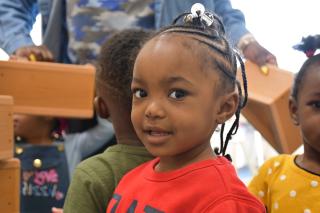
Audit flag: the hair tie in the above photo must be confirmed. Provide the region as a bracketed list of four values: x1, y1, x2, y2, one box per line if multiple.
[293, 35, 320, 57]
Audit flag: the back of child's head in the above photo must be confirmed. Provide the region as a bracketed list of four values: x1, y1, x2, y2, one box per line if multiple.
[13, 114, 61, 143]
[137, 4, 248, 160]
[291, 53, 320, 101]
[97, 29, 152, 108]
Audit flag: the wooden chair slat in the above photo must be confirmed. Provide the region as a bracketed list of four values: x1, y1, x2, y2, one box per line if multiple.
[0, 60, 95, 118]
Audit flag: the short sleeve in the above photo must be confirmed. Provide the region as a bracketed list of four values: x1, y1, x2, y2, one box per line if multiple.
[248, 156, 284, 206]
[205, 198, 266, 213]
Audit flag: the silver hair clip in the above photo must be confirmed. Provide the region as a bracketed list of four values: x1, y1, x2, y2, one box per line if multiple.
[190, 3, 214, 27]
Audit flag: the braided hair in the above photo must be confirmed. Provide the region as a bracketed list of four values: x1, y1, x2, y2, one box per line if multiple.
[149, 4, 248, 160]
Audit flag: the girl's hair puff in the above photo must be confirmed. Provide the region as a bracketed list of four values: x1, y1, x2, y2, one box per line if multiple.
[291, 53, 320, 101]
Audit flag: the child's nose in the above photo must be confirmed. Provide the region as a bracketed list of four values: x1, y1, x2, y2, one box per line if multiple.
[145, 100, 165, 120]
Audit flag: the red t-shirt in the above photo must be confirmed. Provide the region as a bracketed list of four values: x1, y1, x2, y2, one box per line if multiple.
[107, 157, 265, 213]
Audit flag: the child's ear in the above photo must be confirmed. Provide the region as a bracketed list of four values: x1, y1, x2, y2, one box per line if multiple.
[289, 97, 299, 125]
[94, 96, 110, 119]
[215, 91, 239, 124]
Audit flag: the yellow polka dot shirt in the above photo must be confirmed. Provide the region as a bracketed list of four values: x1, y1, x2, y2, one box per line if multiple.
[248, 154, 320, 213]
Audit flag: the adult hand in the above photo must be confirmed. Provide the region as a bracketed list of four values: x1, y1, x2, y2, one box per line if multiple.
[242, 41, 277, 67]
[10, 45, 54, 62]
[52, 207, 63, 213]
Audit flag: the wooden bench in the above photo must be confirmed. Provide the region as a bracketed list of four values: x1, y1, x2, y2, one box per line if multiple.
[238, 61, 302, 153]
[0, 60, 95, 118]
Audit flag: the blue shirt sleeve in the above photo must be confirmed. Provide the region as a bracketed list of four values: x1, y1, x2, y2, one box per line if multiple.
[214, 0, 249, 46]
[0, 0, 38, 54]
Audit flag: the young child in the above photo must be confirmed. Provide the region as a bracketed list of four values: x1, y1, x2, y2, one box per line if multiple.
[13, 114, 114, 213]
[63, 29, 154, 213]
[248, 54, 320, 213]
[106, 4, 264, 213]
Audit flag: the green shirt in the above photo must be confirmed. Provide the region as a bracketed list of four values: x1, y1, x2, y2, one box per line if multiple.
[63, 144, 153, 213]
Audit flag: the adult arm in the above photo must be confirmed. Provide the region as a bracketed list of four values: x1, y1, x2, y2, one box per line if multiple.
[155, 0, 277, 66]
[212, 0, 248, 45]
[210, 0, 277, 66]
[0, 0, 38, 54]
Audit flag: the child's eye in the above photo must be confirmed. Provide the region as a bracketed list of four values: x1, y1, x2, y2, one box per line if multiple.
[133, 89, 147, 98]
[169, 89, 188, 100]
[311, 101, 320, 109]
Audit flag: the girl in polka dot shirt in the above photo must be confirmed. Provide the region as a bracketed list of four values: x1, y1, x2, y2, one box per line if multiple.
[248, 53, 320, 213]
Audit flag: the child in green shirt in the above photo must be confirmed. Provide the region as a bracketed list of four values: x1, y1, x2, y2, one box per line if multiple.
[63, 29, 153, 213]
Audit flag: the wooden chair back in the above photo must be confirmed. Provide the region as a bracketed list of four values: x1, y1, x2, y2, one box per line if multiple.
[0, 60, 95, 118]
[238, 61, 302, 153]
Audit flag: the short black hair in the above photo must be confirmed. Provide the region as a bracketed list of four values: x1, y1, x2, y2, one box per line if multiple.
[292, 53, 320, 101]
[145, 11, 248, 160]
[97, 29, 152, 105]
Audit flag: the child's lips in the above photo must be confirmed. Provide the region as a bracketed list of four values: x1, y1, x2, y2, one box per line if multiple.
[143, 127, 172, 144]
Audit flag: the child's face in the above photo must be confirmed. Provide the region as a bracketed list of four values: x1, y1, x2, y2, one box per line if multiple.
[13, 114, 51, 139]
[131, 35, 224, 158]
[291, 67, 320, 152]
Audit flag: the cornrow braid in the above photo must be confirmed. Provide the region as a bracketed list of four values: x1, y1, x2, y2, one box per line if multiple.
[152, 7, 248, 161]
